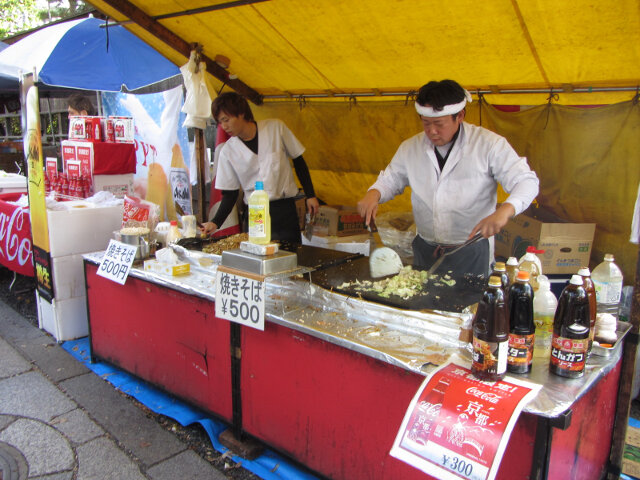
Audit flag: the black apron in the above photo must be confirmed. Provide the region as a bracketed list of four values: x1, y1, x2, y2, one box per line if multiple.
[412, 235, 490, 279]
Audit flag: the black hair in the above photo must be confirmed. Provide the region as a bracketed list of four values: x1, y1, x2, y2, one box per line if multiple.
[416, 80, 467, 116]
[67, 94, 95, 116]
[211, 92, 254, 123]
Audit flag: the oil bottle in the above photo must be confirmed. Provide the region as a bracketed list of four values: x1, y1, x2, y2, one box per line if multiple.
[248, 181, 271, 245]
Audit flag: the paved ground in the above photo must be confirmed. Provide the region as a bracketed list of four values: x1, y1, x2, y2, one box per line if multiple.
[0, 269, 261, 480]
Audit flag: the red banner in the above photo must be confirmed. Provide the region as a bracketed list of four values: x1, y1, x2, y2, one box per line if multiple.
[0, 193, 34, 277]
[391, 361, 541, 480]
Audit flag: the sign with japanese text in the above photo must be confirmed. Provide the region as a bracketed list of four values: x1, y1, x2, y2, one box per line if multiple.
[97, 240, 137, 285]
[390, 361, 541, 480]
[215, 265, 266, 330]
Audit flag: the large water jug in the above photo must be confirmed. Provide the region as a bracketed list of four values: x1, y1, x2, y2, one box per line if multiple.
[591, 253, 623, 316]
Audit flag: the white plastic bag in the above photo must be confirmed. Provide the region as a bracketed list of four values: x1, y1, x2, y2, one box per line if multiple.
[180, 50, 213, 129]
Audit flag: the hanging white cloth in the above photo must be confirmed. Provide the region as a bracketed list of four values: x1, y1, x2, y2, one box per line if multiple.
[180, 50, 212, 129]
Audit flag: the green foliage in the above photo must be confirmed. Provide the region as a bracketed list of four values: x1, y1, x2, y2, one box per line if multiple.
[1, 0, 92, 40]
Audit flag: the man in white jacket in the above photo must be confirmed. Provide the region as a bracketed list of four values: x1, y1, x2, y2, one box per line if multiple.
[357, 79, 539, 277]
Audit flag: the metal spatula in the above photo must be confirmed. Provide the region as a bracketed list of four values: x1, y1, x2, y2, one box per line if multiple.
[427, 232, 484, 276]
[304, 213, 315, 240]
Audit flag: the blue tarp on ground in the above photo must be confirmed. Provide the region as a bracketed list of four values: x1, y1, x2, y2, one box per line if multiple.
[62, 337, 318, 480]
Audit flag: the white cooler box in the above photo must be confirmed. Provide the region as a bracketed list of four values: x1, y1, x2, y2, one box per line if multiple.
[0, 173, 27, 194]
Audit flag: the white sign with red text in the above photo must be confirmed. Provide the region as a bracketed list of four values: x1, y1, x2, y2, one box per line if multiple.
[390, 361, 541, 480]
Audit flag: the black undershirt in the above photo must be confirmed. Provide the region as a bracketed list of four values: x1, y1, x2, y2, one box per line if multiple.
[434, 126, 461, 171]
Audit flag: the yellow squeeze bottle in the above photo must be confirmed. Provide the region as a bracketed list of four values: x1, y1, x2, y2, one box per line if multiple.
[248, 181, 271, 244]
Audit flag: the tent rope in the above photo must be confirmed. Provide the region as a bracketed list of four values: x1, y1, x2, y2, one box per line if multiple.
[297, 95, 306, 110]
[477, 92, 485, 126]
[544, 89, 559, 129]
[404, 90, 417, 106]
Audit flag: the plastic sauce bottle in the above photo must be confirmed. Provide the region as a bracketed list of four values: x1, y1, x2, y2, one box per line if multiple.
[165, 220, 183, 245]
[507, 270, 535, 373]
[533, 275, 557, 359]
[591, 253, 624, 316]
[549, 274, 590, 378]
[472, 276, 509, 381]
[578, 267, 597, 356]
[491, 261, 510, 293]
[506, 257, 519, 285]
[518, 246, 543, 291]
[248, 181, 271, 245]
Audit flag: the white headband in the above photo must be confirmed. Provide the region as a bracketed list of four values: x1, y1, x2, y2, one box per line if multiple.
[415, 89, 473, 117]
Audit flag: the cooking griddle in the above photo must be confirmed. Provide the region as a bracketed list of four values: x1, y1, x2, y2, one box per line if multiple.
[310, 256, 485, 312]
[279, 243, 363, 271]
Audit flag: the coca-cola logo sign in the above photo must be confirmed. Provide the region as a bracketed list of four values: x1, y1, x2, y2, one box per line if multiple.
[0, 205, 33, 273]
[465, 386, 502, 404]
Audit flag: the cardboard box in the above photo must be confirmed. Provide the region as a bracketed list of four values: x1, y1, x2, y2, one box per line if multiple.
[47, 203, 123, 257]
[494, 206, 596, 274]
[144, 259, 190, 276]
[312, 205, 368, 237]
[37, 292, 88, 341]
[93, 174, 134, 198]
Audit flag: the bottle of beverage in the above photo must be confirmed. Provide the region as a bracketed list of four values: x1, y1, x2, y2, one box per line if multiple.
[578, 267, 597, 355]
[491, 261, 510, 292]
[506, 256, 519, 285]
[533, 275, 557, 358]
[165, 220, 183, 245]
[549, 274, 590, 378]
[472, 276, 509, 381]
[402, 376, 450, 446]
[591, 253, 624, 316]
[248, 181, 271, 245]
[507, 270, 535, 373]
[60, 173, 69, 199]
[518, 246, 543, 291]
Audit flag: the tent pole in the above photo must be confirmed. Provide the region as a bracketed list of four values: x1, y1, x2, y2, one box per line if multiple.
[194, 128, 207, 224]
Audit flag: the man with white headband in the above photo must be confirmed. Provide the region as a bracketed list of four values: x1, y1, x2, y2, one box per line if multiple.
[357, 79, 539, 277]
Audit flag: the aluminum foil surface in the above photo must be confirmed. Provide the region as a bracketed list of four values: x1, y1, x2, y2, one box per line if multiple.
[83, 251, 623, 418]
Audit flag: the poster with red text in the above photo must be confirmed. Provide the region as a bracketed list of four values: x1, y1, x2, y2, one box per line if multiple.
[390, 361, 541, 480]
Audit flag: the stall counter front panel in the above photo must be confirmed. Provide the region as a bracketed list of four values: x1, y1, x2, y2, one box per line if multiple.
[83, 255, 623, 480]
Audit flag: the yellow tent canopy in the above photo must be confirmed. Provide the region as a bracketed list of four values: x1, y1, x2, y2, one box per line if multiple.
[85, 0, 640, 282]
[87, 0, 640, 105]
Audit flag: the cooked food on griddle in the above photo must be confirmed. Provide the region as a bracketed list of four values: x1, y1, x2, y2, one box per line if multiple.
[202, 233, 249, 255]
[337, 266, 456, 300]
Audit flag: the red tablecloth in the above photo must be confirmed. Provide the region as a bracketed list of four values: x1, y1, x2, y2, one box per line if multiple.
[0, 192, 33, 276]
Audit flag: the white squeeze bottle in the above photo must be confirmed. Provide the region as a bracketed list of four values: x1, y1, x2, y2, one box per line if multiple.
[518, 246, 543, 291]
[248, 181, 271, 244]
[591, 253, 624, 316]
[533, 274, 557, 358]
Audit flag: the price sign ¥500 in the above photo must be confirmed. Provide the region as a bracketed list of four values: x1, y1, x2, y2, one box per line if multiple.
[215, 266, 266, 330]
[97, 240, 138, 285]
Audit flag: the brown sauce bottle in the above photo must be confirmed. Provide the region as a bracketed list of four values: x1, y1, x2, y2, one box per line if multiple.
[549, 274, 590, 378]
[472, 276, 509, 381]
[507, 270, 535, 373]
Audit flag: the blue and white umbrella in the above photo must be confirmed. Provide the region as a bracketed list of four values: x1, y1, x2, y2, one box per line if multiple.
[0, 16, 181, 92]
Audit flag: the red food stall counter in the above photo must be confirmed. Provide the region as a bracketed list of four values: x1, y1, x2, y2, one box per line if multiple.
[84, 260, 622, 480]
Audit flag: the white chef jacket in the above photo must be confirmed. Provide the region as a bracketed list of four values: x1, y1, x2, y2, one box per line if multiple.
[215, 119, 305, 203]
[371, 122, 539, 245]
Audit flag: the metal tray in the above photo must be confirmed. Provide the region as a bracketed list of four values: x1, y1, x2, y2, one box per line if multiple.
[591, 321, 632, 357]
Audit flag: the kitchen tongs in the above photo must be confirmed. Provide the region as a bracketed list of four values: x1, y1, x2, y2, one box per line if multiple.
[427, 232, 484, 275]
